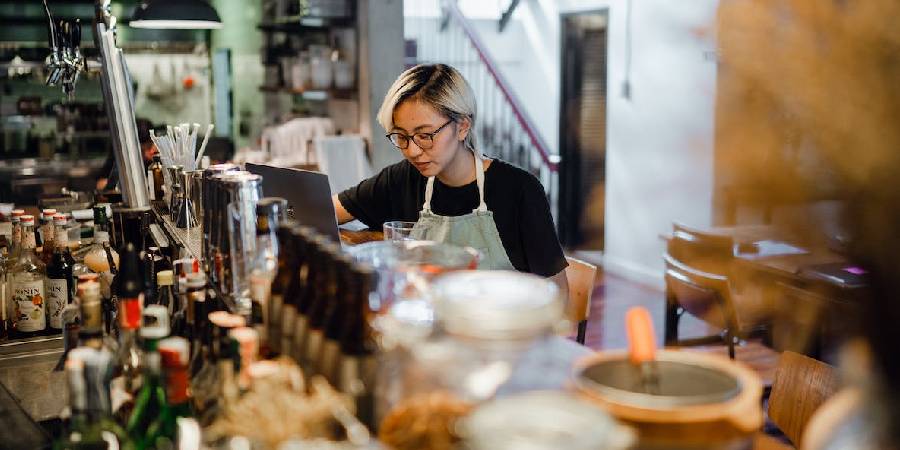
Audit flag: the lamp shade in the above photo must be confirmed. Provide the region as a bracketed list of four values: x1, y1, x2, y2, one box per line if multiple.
[130, 0, 223, 30]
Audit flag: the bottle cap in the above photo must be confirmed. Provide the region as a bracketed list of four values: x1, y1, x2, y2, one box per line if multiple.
[186, 272, 207, 289]
[156, 270, 174, 286]
[20, 215, 34, 226]
[209, 311, 246, 329]
[78, 273, 100, 283]
[140, 304, 170, 339]
[53, 214, 67, 225]
[77, 280, 100, 297]
[158, 337, 190, 368]
[11, 209, 24, 217]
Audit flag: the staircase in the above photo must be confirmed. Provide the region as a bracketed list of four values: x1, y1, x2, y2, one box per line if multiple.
[404, 0, 560, 220]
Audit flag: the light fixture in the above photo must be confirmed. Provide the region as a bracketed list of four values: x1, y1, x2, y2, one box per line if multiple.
[130, 0, 222, 30]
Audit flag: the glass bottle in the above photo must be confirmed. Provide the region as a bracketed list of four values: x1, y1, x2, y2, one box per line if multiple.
[265, 225, 295, 355]
[143, 336, 192, 448]
[40, 208, 57, 264]
[147, 154, 166, 205]
[302, 239, 339, 372]
[46, 219, 74, 332]
[156, 270, 175, 316]
[10, 215, 47, 338]
[185, 272, 208, 377]
[319, 254, 353, 384]
[36, 208, 56, 256]
[77, 277, 104, 350]
[113, 243, 145, 401]
[338, 264, 377, 429]
[126, 305, 170, 446]
[57, 347, 133, 450]
[292, 232, 321, 364]
[93, 205, 110, 235]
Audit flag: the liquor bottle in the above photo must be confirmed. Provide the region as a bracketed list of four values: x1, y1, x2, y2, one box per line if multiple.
[113, 243, 145, 399]
[46, 220, 75, 332]
[147, 154, 165, 205]
[156, 270, 175, 316]
[37, 208, 57, 256]
[126, 305, 170, 446]
[54, 284, 82, 371]
[265, 225, 295, 355]
[185, 272, 208, 377]
[57, 347, 133, 450]
[279, 229, 304, 359]
[192, 311, 244, 421]
[93, 205, 110, 235]
[302, 238, 340, 372]
[229, 327, 258, 390]
[54, 214, 77, 268]
[338, 264, 378, 429]
[2, 210, 24, 338]
[10, 215, 47, 338]
[292, 232, 323, 364]
[143, 337, 192, 448]
[77, 278, 104, 350]
[319, 254, 354, 384]
[143, 247, 164, 307]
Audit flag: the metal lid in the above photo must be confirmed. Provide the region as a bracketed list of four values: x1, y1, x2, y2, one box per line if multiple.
[19, 215, 34, 226]
[431, 270, 562, 340]
[460, 391, 634, 450]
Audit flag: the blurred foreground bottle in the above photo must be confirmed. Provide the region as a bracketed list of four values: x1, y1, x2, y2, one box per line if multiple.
[142, 336, 193, 448]
[126, 305, 170, 448]
[55, 347, 133, 450]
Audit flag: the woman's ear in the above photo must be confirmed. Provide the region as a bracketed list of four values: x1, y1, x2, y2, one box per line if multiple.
[456, 117, 471, 142]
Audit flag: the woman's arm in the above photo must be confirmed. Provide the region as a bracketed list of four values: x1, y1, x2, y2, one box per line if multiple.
[333, 194, 355, 225]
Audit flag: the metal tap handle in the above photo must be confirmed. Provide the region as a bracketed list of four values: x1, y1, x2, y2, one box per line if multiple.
[43, 0, 59, 52]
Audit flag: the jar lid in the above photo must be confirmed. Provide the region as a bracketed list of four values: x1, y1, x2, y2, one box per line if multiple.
[431, 270, 562, 340]
[460, 391, 634, 450]
[157, 270, 174, 286]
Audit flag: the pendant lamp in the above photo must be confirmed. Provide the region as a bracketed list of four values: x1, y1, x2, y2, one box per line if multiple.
[130, 0, 222, 30]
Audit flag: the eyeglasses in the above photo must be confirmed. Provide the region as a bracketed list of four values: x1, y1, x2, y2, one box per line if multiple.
[386, 119, 454, 151]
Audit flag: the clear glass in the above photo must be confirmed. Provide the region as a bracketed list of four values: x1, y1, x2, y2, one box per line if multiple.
[227, 201, 257, 311]
[382, 221, 417, 241]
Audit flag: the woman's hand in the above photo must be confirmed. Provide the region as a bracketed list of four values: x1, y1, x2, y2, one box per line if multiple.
[333, 195, 355, 225]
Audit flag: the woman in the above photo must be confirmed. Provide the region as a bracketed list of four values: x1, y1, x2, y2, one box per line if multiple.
[333, 64, 568, 293]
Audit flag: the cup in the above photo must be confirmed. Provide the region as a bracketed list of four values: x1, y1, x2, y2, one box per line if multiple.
[383, 221, 417, 241]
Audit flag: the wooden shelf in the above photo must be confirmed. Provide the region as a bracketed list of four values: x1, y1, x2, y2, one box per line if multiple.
[258, 86, 356, 100]
[257, 16, 354, 33]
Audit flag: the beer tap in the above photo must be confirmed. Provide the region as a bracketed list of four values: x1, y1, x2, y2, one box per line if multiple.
[44, 1, 85, 100]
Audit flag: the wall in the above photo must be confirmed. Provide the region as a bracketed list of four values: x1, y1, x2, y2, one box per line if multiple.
[525, 0, 720, 286]
[124, 53, 212, 127]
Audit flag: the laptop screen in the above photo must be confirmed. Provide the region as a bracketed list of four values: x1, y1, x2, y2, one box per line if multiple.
[244, 163, 340, 242]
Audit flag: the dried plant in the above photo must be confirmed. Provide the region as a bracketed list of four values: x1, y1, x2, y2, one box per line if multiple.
[716, 0, 900, 442]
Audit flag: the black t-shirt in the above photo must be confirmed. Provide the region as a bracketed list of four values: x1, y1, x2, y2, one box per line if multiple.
[338, 159, 567, 277]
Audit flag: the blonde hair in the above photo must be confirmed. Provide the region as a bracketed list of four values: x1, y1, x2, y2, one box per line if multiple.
[377, 64, 478, 152]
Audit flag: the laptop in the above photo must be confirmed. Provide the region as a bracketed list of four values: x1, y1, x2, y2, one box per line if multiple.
[244, 163, 340, 242]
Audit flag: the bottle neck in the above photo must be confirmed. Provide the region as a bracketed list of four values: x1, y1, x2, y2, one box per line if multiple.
[55, 225, 68, 250]
[19, 225, 36, 251]
[164, 364, 190, 406]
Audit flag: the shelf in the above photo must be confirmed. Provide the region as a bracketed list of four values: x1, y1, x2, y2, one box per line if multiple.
[258, 86, 356, 100]
[257, 16, 355, 32]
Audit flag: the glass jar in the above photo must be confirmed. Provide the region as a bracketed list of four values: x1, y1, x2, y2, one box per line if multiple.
[376, 270, 564, 446]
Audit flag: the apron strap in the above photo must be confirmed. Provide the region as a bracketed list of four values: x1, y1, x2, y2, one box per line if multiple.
[422, 176, 436, 213]
[420, 149, 488, 214]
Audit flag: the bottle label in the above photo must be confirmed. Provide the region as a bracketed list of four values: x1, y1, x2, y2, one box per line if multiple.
[80, 298, 103, 333]
[13, 278, 45, 332]
[46, 278, 68, 329]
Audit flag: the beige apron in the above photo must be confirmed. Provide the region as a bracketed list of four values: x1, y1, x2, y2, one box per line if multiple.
[409, 151, 514, 270]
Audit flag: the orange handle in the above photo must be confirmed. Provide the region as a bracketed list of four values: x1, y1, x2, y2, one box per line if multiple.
[626, 306, 657, 364]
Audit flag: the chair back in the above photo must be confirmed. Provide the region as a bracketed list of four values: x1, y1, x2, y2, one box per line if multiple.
[565, 256, 598, 323]
[768, 351, 839, 447]
[664, 253, 735, 330]
[670, 222, 735, 275]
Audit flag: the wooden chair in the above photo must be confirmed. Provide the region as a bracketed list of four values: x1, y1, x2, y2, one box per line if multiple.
[565, 256, 598, 345]
[768, 351, 839, 447]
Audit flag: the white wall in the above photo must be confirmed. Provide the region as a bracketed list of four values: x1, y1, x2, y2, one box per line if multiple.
[530, 0, 720, 286]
